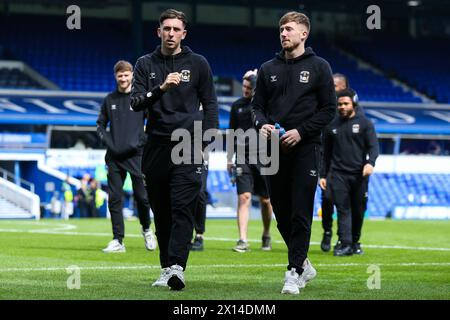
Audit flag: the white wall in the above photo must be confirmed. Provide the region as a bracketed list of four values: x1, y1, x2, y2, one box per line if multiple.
[375, 155, 450, 174]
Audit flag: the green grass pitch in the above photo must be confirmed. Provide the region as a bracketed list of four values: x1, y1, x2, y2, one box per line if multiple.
[0, 218, 449, 300]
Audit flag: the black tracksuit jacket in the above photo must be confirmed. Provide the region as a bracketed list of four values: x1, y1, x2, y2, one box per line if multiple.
[251, 47, 336, 145]
[97, 89, 146, 157]
[229, 97, 253, 132]
[322, 111, 379, 176]
[228, 96, 255, 162]
[130, 45, 218, 141]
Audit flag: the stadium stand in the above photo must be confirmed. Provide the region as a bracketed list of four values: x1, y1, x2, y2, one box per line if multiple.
[0, 7, 449, 221]
[0, 14, 424, 102]
[342, 36, 450, 103]
[207, 170, 450, 218]
[0, 14, 132, 92]
[0, 67, 45, 89]
[180, 24, 422, 102]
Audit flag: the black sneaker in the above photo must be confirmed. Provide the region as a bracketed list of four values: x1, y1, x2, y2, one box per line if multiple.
[320, 231, 332, 252]
[190, 236, 204, 251]
[334, 244, 353, 256]
[262, 235, 272, 251]
[334, 240, 342, 251]
[352, 242, 364, 255]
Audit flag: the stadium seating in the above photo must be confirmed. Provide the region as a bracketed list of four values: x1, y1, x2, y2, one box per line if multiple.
[341, 36, 450, 103]
[0, 14, 132, 92]
[0, 14, 427, 101]
[0, 67, 44, 89]
[164, 24, 422, 102]
[208, 170, 450, 218]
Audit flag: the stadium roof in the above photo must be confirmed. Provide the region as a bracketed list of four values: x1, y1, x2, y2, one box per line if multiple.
[5, 0, 450, 17]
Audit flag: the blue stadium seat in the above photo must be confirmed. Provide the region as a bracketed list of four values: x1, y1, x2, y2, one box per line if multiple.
[1, 14, 440, 101]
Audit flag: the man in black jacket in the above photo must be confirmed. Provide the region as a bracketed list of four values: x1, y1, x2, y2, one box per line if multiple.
[228, 69, 273, 253]
[251, 11, 336, 295]
[97, 60, 156, 253]
[130, 9, 218, 290]
[320, 88, 379, 256]
[319, 73, 351, 252]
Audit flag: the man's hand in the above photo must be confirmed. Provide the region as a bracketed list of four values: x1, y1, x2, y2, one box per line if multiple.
[160, 72, 181, 92]
[280, 129, 301, 149]
[362, 164, 374, 177]
[260, 124, 275, 139]
[319, 178, 327, 190]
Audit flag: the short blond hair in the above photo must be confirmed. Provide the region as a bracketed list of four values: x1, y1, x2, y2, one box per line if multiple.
[113, 60, 133, 74]
[279, 11, 310, 31]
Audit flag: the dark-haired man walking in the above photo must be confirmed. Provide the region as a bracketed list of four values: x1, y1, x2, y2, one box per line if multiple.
[131, 9, 218, 290]
[321, 88, 378, 256]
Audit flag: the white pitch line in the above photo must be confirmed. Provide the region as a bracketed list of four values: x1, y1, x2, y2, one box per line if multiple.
[1, 262, 450, 273]
[0, 228, 450, 252]
[206, 237, 450, 252]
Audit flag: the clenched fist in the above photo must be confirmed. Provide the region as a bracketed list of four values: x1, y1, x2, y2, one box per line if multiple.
[160, 72, 182, 91]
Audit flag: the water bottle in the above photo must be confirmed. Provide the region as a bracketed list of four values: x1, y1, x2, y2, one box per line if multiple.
[275, 123, 286, 137]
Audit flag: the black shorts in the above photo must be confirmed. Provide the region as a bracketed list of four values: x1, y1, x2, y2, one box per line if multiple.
[235, 163, 270, 198]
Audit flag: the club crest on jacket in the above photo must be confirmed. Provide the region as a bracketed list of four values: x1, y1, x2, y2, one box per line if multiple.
[299, 71, 310, 83]
[181, 70, 191, 82]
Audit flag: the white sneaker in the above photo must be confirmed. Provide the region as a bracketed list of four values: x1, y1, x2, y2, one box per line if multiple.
[167, 264, 185, 290]
[142, 228, 157, 251]
[281, 268, 306, 295]
[102, 239, 126, 253]
[299, 258, 317, 288]
[152, 267, 170, 287]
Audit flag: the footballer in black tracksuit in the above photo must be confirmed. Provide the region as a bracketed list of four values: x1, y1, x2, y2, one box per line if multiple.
[229, 96, 270, 198]
[322, 92, 379, 252]
[320, 98, 368, 238]
[96, 89, 151, 243]
[251, 47, 336, 273]
[130, 45, 218, 271]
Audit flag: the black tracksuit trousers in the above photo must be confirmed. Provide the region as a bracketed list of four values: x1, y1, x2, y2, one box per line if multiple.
[269, 143, 320, 273]
[194, 163, 209, 235]
[321, 174, 369, 235]
[106, 152, 151, 242]
[321, 175, 334, 233]
[330, 170, 368, 245]
[142, 139, 202, 270]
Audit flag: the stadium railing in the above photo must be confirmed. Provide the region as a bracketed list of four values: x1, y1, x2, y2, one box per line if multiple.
[0, 168, 40, 219]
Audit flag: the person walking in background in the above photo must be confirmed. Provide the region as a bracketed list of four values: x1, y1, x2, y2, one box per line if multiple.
[319, 73, 370, 254]
[321, 88, 379, 256]
[251, 11, 336, 294]
[190, 154, 209, 251]
[97, 60, 156, 253]
[228, 69, 273, 253]
[319, 72, 350, 252]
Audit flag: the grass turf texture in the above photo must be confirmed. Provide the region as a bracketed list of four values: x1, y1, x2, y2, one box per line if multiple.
[0, 219, 449, 300]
